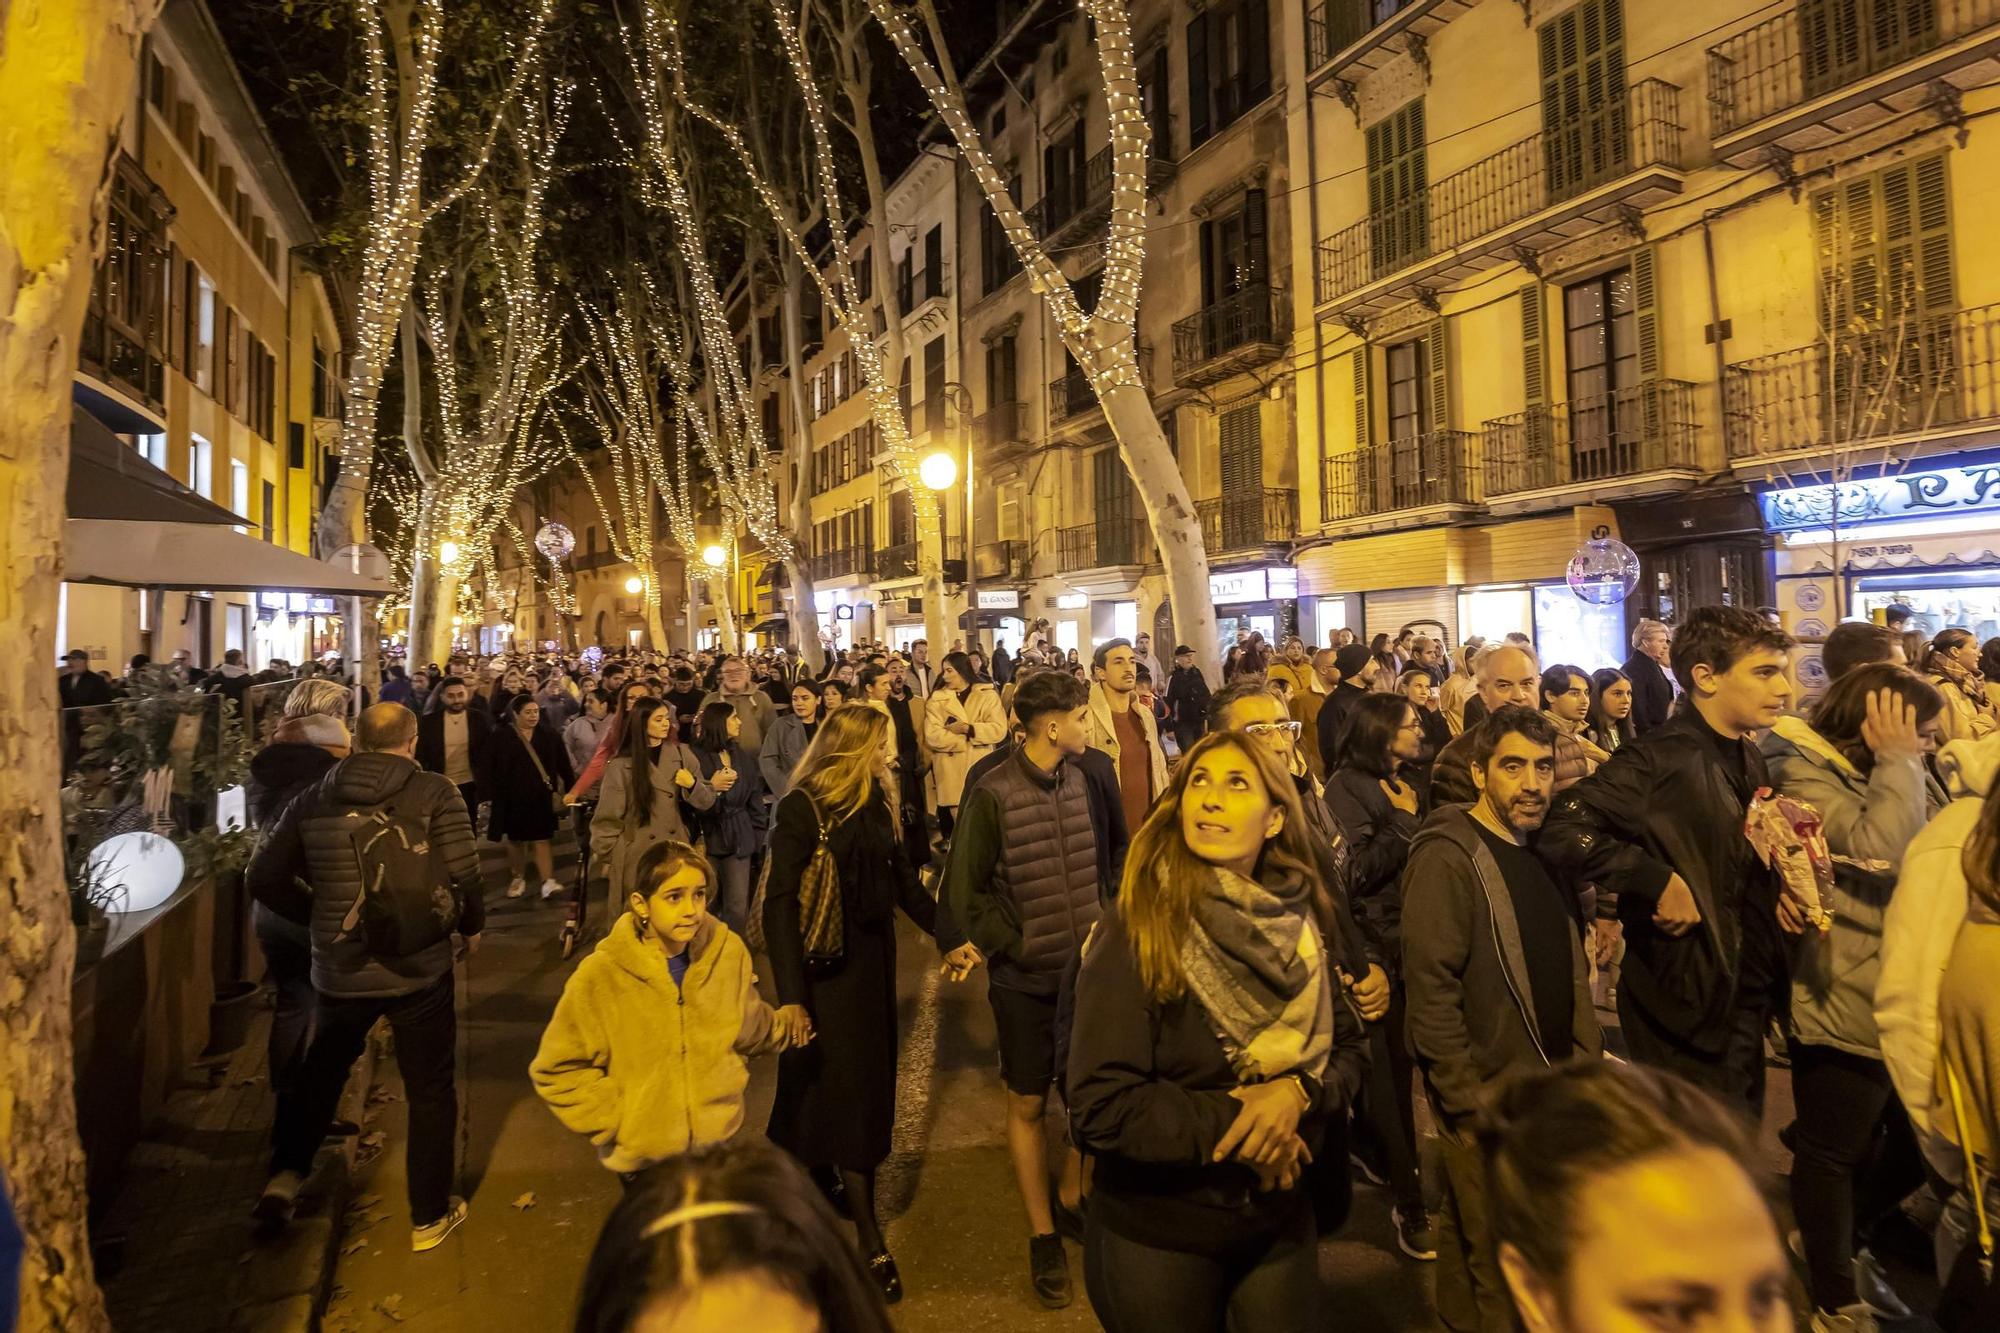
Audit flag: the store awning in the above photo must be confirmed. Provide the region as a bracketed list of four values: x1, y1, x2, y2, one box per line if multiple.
[67, 405, 242, 526]
[957, 607, 1020, 630]
[64, 519, 393, 596]
[750, 615, 789, 634]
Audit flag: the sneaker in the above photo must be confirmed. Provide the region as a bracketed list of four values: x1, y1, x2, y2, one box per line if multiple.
[539, 878, 564, 901]
[1393, 1206, 1438, 1262]
[411, 1196, 469, 1253]
[1349, 1152, 1389, 1188]
[866, 1249, 903, 1305]
[505, 877, 528, 899]
[1052, 1197, 1087, 1244]
[1028, 1232, 1071, 1308]
[252, 1170, 304, 1226]
[1809, 1304, 1881, 1333]
[1852, 1249, 1912, 1321]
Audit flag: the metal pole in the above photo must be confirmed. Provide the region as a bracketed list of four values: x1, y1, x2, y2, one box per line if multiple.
[962, 391, 978, 655]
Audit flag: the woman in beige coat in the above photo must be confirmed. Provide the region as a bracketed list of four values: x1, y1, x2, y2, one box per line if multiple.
[922, 651, 1006, 837]
[1927, 628, 1999, 743]
[590, 698, 715, 929]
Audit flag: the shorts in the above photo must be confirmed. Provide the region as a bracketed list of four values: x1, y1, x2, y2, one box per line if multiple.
[989, 981, 1061, 1097]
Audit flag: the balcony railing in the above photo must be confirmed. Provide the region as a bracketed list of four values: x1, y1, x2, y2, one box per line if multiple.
[810, 545, 874, 581]
[1724, 303, 2000, 462]
[1483, 379, 1701, 497]
[1049, 345, 1152, 426]
[1025, 147, 1175, 244]
[1315, 80, 1685, 307]
[1197, 488, 1298, 554]
[1307, 0, 1472, 77]
[975, 399, 1028, 455]
[1172, 285, 1287, 386]
[1707, 0, 1999, 141]
[875, 536, 966, 581]
[973, 539, 1026, 581]
[1057, 518, 1152, 572]
[1322, 431, 1482, 521]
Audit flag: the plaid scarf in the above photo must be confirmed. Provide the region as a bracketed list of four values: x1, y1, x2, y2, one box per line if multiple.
[1179, 865, 1333, 1083]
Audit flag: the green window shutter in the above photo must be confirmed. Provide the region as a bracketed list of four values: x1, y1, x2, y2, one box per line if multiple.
[1352, 346, 1373, 449]
[1631, 245, 1661, 380]
[1366, 100, 1427, 275]
[1539, 0, 1628, 200]
[1521, 284, 1547, 409]
[1883, 153, 1955, 316]
[1423, 318, 1450, 433]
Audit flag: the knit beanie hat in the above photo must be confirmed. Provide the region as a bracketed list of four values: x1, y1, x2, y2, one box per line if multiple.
[1334, 645, 1373, 679]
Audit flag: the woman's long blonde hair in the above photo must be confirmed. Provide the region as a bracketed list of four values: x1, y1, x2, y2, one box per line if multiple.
[792, 705, 890, 824]
[1117, 731, 1328, 1002]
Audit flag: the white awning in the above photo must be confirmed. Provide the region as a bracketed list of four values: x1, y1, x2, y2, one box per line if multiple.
[63, 519, 393, 596]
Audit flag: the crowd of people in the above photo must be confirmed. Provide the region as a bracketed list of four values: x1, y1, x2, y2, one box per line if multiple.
[168, 605, 2000, 1331]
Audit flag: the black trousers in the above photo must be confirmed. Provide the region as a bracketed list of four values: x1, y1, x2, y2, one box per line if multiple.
[1789, 1041, 1925, 1311]
[1619, 923, 1789, 1117]
[271, 972, 458, 1226]
[1083, 1206, 1316, 1333]
[1355, 980, 1424, 1216]
[253, 903, 314, 1099]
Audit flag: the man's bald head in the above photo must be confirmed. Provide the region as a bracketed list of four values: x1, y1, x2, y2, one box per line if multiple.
[1476, 645, 1541, 710]
[357, 702, 418, 756]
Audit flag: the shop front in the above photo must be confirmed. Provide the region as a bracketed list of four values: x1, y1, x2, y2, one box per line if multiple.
[1765, 460, 2000, 687]
[964, 587, 1028, 652]
[1208, 565, 1299, 650]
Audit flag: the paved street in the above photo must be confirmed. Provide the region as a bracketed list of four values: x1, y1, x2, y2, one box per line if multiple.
[321, 837, 1440, 1332]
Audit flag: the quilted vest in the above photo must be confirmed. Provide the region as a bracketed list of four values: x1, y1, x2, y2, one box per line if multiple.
[984, 751, 1102, 987]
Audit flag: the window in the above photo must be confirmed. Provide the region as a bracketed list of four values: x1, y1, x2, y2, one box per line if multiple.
[987, 334, 1018, 406]
[1043, 120, 1088, 226]
[924, 335, 947, 436]
[1564, 268, 1639, 407]
[190, 435, 213, 498]
[1141, 44, 1172, 159]
[193, 272, 216, 393]
[261, 480, 275, 543]
[1198, 188, 1267, 308]
[221, 307, 240, 410]
[148, 52, 168, 109]
[197, 132, 215, 182]
[991, 103, 1007, 135]
[854, 246, 872, 301]
[983, 177, 1024, 293]
[1076, 268, 1105, 317]
[1186, 0, 1271, 149]
[897, 251, 914, 317]
[1366, 101, 1427, 276]
[1053, 34, 1069, 74]
[1538, 0, 1628, 203]
[1386, 340, 1427, 443]
[922, 224, 943, 302]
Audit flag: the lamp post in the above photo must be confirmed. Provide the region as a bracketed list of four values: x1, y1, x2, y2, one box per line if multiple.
[928, 382, 979, 652]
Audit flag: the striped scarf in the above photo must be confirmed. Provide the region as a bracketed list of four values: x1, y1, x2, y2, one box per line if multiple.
[1179, 865, 1333, 1083]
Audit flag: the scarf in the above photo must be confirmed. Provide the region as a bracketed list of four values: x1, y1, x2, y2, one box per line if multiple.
[1178, 865, 1333, 1083]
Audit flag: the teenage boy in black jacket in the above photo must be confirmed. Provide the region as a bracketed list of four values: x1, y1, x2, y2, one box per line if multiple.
[1538, 606, 1802, 1112]
[1404, 706, 1602, 1331]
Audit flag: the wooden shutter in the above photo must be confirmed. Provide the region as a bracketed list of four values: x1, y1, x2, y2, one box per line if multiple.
[1243, 187, 1269, 288]
[1219, 403, 1263, 549]
[1422, 318, 1450, 432]
[1520, 283, 1550, 469]
[167, 244, 184, 370]
[1186, 10, 1211, 147]
[1351, 346, 1373, 448]
[1631, 246, 1661, 379]
[1198, 218, 1216, 308]
[1243, 0, 1272, 107]
[1366, 100, 1427, 274]
[1093, 447, 1136, 562]
[1538, 0, 1628, 201]
[1884, 153, 1954, 316]
[1146, 45, 1172, 158]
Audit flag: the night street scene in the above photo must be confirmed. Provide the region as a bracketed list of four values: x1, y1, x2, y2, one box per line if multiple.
[11, 0, 2000, 1329]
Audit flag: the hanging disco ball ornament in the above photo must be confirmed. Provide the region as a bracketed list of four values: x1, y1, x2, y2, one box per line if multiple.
[1566, 527, 1641, 606]
[533, 520, 575, 564]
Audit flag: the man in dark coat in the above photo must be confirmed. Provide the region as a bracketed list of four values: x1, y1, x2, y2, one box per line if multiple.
[1316, 643, 1378, 776]
[1622, 617, 1677, 734]
[59, 648, 114, 774]
[1539, 607, 1798, 1111]
[415, 677, 490, 816]
[1161, 644, 1211, 757]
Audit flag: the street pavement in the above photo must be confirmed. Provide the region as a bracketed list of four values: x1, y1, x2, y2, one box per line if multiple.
[320, 833, 1443, 1331]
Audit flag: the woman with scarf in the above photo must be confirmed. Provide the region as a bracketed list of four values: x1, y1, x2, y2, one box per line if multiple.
[1068, 731, 1366, 1332]
[1927, 628, 1998, 742]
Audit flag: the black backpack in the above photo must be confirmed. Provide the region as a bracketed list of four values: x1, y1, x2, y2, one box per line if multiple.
[334, 784, 461, 958]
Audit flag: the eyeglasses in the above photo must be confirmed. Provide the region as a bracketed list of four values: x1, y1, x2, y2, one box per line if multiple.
[1243, 721, 1302, 739]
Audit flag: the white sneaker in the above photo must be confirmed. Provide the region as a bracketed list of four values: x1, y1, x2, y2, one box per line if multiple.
[411, 1196, 469, 1253]
[505, 877, 528, 899]
[539, 878, 564, 901]
[253, 1170, 304, 1225]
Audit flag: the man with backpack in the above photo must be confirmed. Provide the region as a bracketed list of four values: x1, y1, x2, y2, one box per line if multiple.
[248, 703, 486, 1253]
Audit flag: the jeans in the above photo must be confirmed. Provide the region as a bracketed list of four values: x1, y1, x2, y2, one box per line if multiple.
[1082, 1206, 1316, 1333]
[1789, 1042, 1925, 1311]
[272, 973, 458, 1226]
[1432, 1123, 1513, 1333]
[253, 903, 315, 1097]
[455, 782, 480, 837]
[1356, 981, 1424, 1216]
[1173, 722, 1202, 758]
[713, 854, 753, 937]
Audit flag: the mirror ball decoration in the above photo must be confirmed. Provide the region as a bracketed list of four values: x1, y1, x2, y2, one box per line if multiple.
[1567, 529, 1642, 606]
[534, 521, 575, 564]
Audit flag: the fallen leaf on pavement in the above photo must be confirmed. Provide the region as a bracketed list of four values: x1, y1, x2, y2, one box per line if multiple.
[511, 1192, 536, 1211]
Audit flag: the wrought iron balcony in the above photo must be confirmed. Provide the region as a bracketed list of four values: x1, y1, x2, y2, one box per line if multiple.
[1321, 431, 1482, 522]
[809, 545, 874, 581]
[1048, 345, 1153, 427]
[975, 398, 1030, 463]
[1025, 147, 1176, 247]
[1057, 519, 1152, 573]
[1306, 0, 1476, 86]
[1197, 488, 1297, 555]
[1314, 80, 1686, 314]
[875, 535, 966, 582]
[973, 539, 1026, 581]
[1172, 285, 1287, 388]
[1483, 379, 1701, 498]
[1706, 0, 2000, 165]
[1724, 304, 2000, 464]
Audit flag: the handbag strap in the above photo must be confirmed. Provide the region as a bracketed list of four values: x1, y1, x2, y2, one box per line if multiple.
[1943, 1052, 1996, 1281]
[799, 788, 831, 847]
[520, 729, 558, 794]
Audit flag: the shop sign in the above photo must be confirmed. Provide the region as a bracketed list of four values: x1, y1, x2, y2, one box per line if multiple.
[1053, 592, 1089, 610]
[976, 589, 1020, 610]
[1762, 462, 2000, 533]
[1210, 570, 1268, 604]
[1269, 567, 1299, 599]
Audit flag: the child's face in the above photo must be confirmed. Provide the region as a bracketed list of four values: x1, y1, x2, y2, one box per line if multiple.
[632, 864, 708, 947]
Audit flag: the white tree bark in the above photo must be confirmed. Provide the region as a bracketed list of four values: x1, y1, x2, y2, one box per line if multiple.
[0, 5, 161, 1327]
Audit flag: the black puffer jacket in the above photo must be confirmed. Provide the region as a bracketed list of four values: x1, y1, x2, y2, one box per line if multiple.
[1323, 765, 1420, 974]
[247, 742, 341, 829]
[247, 752, 485, 999]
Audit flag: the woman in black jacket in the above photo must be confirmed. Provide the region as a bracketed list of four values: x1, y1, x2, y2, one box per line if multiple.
[1323, 691, 1432, 1260]
[1068, 732, 1365, 1333]
[689, 701, 764, 936]
[483, 695, 575, 902]
[762, 706, 940, 1304]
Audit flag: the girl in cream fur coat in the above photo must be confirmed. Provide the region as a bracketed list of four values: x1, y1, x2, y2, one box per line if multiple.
[531, 840, 796, 1177]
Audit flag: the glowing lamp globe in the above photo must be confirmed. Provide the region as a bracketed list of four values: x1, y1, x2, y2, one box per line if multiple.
[84, 831, 186, 914]
[701, 544, 728, 569]
[1566, 535, 1642, 607]
[624, 576, 643, 594]
[919, 450, 958, 492]
[438, 539, 461, 566]
[533, 521, 575, 563]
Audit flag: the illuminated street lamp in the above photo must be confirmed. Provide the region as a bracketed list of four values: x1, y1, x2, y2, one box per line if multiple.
[701, 543, 728, 570]
[439, 539, 461, 567]
[918, 449, 957, 492]
[624, 575, 643, 595]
